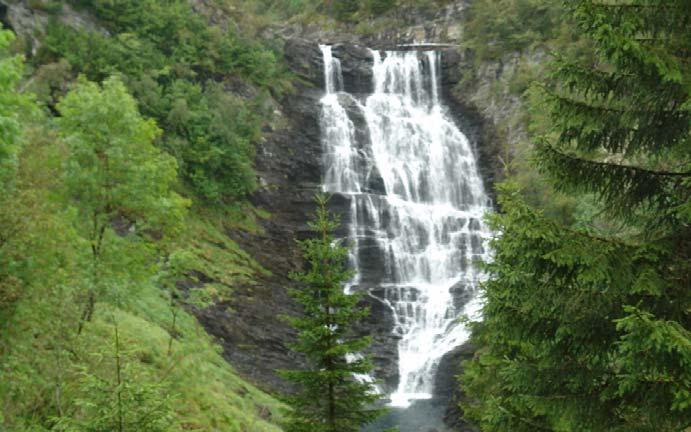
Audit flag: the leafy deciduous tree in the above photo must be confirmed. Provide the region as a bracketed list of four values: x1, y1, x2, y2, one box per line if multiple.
[56, 76, 188, 330]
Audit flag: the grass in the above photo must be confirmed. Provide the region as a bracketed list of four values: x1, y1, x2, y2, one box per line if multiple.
[93, 281, 286, 432]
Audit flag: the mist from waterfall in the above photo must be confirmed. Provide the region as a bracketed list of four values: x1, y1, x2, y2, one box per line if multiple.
[319, 45, 492, 410]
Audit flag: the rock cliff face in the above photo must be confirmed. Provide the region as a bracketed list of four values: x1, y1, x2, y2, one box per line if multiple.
[206, 15, 502, 426]
[196, 39, 326, 393]
[0, 0, 103, 54]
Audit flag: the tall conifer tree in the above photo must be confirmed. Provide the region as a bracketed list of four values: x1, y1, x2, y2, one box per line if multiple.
[462, 1, 690, 430]
[281, 194, 383, 432]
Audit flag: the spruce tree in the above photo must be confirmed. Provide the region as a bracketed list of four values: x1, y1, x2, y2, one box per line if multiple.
[462, 1, 690, 431]
[281, 194, 383, 432]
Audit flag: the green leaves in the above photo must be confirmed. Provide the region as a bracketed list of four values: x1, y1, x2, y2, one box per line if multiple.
[159, 81, 259, 203]
[533, 2, 691, 222]
[40, 0, 289, 203]
[462, 0, 562, 61]
[0, 26, 32, 199]
[57, 76, 188, 239]
[465, 187, 686, 431]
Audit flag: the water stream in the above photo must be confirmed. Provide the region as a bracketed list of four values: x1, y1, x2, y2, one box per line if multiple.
[319, 45, 491, 428]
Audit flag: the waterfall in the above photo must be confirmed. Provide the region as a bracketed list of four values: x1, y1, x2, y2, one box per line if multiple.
[319, 45, 492, 409]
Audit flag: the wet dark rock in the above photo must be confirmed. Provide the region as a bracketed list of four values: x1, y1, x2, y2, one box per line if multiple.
[195, 36, 327, 394]
[187, 13, 498, 427]
[435, 342, 478, 431]
[0, 3, 10, 31]
[440, 48, 463, 86]
[283, 37, 325, 85]
[332, 43, 374, 95]
[355, 236, 388, 286]
[357, 290, 399, 393]
[449, 281, 475, 312]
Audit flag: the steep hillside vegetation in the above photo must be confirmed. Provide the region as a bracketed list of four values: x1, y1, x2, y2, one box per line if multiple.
[0, 0, 290, 429]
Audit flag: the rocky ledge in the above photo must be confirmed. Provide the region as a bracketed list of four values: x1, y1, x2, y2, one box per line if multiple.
[201, 30, 497, 432]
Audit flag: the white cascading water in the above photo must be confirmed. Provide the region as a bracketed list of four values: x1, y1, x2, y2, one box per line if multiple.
[319, 45, 491, 409]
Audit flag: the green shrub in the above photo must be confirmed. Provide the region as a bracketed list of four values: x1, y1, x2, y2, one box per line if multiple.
[160, 81, 259, 202]
[333, 0, 360, 21]
[462, 0, 561, 61]
[362, 0, 396, 15]
[38, 0, 289, 202]
[26, 0, 63, 14]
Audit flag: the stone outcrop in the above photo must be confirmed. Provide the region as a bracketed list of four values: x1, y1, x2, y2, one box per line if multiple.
[435, 342, 478, 431]
[0, 0, 104, 55]
[208, 33, 499, 432]
[196, 38, 326, 393]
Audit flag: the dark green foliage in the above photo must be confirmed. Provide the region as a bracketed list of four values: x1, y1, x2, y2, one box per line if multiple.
[253, 0, 442, 21]
[463, 185, 690, 431]
[534, 0, 691, 222]
[38, 0, 287, 202]
[281, 195, 383, 432]
[361, 0, 396, 15]
[40, 23, 164, 80]
[462, 0, 563, 61]
[333, 0, 360, 21]
[462, 2, 691, 431]
[25, 0, 63, 14]
[156, 81, 259, 202]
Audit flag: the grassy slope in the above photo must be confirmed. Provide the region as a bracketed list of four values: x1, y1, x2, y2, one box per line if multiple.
[0, 123, 286, 431]
[123, 205, 282, 431]
[98, 279, 285, 432]
[0, 1, 288, 430]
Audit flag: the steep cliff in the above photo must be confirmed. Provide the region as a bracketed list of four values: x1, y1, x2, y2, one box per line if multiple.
[194, 14, 511, 432]
[179, 0, 514, 422]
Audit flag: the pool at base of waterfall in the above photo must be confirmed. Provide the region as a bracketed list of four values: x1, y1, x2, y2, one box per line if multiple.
[363, 399, 452, 432]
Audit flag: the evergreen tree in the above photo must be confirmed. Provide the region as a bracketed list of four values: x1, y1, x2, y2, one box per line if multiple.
[281, 194, 383, 432]
[54, 322, 176, 432]
[462, 1, 690, 431]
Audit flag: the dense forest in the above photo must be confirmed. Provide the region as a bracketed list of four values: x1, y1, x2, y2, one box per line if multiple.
[460, 1, 691, 431]
[0, 0, 689, 431]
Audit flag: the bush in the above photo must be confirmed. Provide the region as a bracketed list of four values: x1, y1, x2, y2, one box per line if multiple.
[362, 0, 396, 15]
[38, 0, 288, 202]
[462, 0, 561, 61]
[333, 0, 360, 21]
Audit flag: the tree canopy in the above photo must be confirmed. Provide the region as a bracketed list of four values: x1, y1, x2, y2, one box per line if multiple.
[461, 1, 691, 430]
